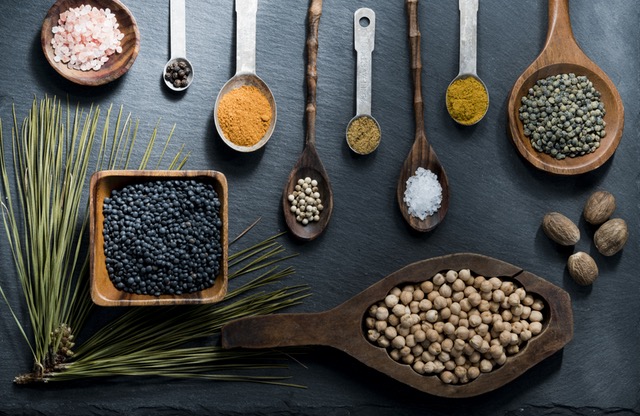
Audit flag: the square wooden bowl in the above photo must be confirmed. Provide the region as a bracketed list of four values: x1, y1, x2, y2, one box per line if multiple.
[90, 170, 228, 306]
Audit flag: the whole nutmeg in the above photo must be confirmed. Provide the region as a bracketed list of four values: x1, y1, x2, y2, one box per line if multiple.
[542, 212, 580, 246]
[594, 218, 628, 256]
[583, 191, 616, 225]
[567, 252, 598, 286]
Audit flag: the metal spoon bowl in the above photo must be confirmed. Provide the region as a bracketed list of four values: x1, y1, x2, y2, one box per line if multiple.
[445, 73, 489, 126]
[163, 57, 194, 91]
[214, 73, 277, 152]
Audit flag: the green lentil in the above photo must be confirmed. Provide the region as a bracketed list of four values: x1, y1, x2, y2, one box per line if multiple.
[518, 73, 606, 160]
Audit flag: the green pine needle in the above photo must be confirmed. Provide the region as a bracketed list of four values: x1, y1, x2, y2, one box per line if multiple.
[0, 96, 307, 387]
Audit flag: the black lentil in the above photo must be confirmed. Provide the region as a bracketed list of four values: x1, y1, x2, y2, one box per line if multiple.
[102, 179, 222, 296]
[518, 73, 606, 160]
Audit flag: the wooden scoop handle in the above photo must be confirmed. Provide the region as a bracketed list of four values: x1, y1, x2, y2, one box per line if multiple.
[221, 311, 343, 349]
[305, 0, 322, 147]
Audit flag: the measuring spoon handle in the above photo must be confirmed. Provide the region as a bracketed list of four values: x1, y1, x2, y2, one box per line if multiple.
[236, 0, 258, 74]
[458, 0, 478, 75]
[354, 8, 375, 116]
[170, 0, 186, 59]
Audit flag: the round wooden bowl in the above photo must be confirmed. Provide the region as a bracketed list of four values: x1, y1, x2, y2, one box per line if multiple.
[41, 0, 140, 86]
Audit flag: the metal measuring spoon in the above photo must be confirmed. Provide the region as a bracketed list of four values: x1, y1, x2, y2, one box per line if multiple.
[214, 0, 277, 152]
[346, 8, 380, 155]
[163, 0, 193, 91]
[445, 0, 489, 125]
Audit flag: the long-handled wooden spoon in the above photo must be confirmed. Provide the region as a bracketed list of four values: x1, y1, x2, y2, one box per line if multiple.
[282, 0, 333, 241]
[507, 0, 624, 175]
[396, 0, 450, 233]
[221, 253, 573, 398]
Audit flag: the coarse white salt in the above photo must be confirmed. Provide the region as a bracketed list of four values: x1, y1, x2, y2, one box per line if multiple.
[403, 167, 442, 220]
[50, 4, 123, 71]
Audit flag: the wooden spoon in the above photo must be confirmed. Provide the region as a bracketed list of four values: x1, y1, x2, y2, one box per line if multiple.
[396, 0, 450, 233]
[221, 253, 573, 398]
[282, 0, 333, 241]
[507, 0, 624, 175]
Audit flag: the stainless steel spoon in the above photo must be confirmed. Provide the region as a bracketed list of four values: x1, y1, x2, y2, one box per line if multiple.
[214, 0, 277, 152]
[445, 0, 489, 125]
[346, 8, 381, 155]
[163, 0, 193, 91]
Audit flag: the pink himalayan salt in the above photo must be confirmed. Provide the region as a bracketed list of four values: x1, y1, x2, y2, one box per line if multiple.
[51, 4, 124, 71]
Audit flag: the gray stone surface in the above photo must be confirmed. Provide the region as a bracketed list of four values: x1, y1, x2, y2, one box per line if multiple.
[0, 0, 639, 414]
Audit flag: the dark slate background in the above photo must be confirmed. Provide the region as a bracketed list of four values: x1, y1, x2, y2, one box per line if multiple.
[0, 0, 639, 415]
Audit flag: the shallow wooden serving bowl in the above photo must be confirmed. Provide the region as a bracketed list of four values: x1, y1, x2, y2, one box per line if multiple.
[41, 0, 140, 86]
[90, 170, 228, 307]
[222, 253, 573, 398]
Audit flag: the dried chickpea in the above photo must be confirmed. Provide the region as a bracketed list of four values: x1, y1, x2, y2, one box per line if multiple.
[420, 281, 434, 293]
[432, 273, 446, 286]
[413, 289, 425, 301]
[479, 359, 493, 373]
[445, 270, 458, 283]
[468, 366, 480, 380]
[400, 290, 413, 305]
[452, 279, 466, 292]
[385, 294, 399, 308]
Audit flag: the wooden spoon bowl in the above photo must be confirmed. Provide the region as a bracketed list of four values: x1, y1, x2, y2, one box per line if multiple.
[507, 0, 624, 175]
[282, 153, 333, 241]
[41, 0, 140, 86]
[222, 253, 573, 398]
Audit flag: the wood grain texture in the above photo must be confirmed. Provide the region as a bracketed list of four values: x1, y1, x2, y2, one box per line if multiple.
[41, 0, 140, 86]
[396, 0, 450, 233]
[221, 253, 573, 398]
[507, 0, 624, 175]
[281, 0, 333, 241]
[89, 170, 228, 306]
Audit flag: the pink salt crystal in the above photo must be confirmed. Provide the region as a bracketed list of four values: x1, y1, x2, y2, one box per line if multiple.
[51, 4, 124, 71]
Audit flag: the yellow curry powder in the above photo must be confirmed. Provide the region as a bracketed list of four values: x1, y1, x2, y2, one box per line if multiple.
[446, 76, 489, 125]
[217, 85, 272, 147]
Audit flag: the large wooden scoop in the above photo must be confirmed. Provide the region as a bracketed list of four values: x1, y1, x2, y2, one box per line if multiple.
[221, 253, 573, 398]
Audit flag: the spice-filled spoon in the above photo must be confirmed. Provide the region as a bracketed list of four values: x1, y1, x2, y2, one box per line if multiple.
[396, 0, 449, 233]
[507, 0, 624, 175]
[346, 8, 381, 155]
[282, 0, 333, 241]
[162, 0, 193, 91]
[214, 0, 277, 152]
[221, 253, 573, 398]
[445, 0, 489, 126]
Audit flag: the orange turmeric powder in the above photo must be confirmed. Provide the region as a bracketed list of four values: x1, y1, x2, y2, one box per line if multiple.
[217, 85, 272, 147]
